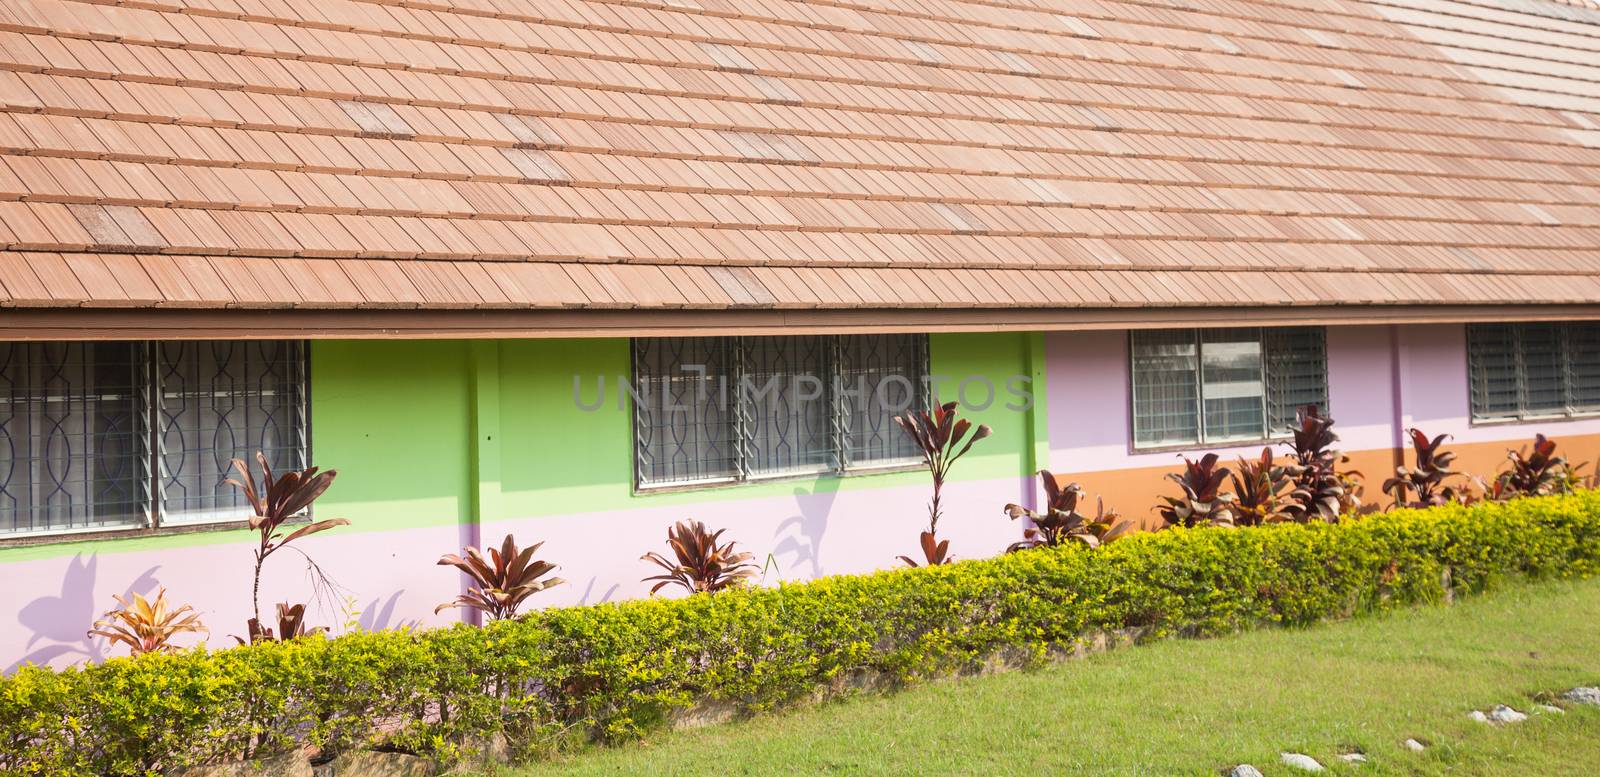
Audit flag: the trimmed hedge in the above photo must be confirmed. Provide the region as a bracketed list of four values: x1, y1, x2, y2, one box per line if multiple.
[6, 493, 1600, 775]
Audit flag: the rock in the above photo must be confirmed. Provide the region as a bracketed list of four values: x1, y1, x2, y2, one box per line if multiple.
[321, 751, 435, 777]
[1403, 738, 1426, 752]
[1280, 753, 1325, 772]
[1467, 709, 1490, 723]
[1536, 704, 1565, 715]
[1563, 687, 1600, 707]
[167, 752, 312, 777]
[1339, 752, 1367, 763]
[1487, 705, 1528, 724]
[1226, 766, 1265, 777]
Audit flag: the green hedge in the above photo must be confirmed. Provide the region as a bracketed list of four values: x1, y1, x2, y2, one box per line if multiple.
[6, 493, 1600, 775]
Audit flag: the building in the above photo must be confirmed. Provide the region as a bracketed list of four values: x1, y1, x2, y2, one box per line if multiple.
[2, 0, 1599, 668]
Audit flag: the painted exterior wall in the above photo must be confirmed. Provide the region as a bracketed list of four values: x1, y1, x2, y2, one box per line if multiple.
[1, 332, 1044, 669]
[1044, 325, 1600, 525]
[7, 323, 1598, 670]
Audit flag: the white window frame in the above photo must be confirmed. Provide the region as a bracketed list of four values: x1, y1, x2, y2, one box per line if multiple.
[1129, 327, 1328, 450]
[1467, 322, 1600, 423]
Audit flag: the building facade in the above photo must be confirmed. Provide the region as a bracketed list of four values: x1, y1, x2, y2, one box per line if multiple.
[3, 0, 1600, 668]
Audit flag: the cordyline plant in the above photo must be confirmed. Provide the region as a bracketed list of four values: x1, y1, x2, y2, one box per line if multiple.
[225, 452, 347, 627]
[642, 519, 758, 595]
[1230, 447, 1307, 526]
[1286, 405, 1362, 521]
[234, 602, 326, 645]
[1157, 453, 1237, 528]
[1383, 428, 1470, 509]
[437, 534, 565, 620]
[1489, 434, 1584, 500]
[1003, 470, 1133, 551]
[894, 400, 991, 566]
[87, 587, 207, 656]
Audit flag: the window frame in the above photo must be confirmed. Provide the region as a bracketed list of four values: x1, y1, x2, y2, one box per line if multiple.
[1128, 327, 1328, 452]
[0, 340, 311, 546]
[629, 334, 930, 492]
[1467, 322, 1600, 425]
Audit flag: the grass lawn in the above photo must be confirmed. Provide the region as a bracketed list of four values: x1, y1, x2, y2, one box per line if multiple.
[519, 578, 1600, 776]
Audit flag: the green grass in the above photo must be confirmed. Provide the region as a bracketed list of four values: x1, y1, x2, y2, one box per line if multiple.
[519, 578, 1600, 776]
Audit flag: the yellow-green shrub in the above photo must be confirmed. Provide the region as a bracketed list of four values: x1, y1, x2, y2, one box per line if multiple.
[4, 493, 1599, 776]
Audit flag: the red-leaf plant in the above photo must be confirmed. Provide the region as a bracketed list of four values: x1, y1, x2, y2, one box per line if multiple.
[1004, 470, 1134, 551]
[1157, 453, 1237, 528]
[1490, 434, 1583, 500]
[1230, 447, 1308, 526]
[1382, 429, 1470, 509]
[893, 400, 992, 566]
[641, 519, 758, 595]
[437, 534, 566, 620]
[1285, 405, 1372, 521]
[225, 452, 347, 629]
[234, 602, 326, 645]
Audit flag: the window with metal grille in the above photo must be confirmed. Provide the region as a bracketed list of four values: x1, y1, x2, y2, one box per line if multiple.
[1468, 322, 1600, 422]
[1131, 327, 1327, 449]
[0, 340, 308, 538]
[632, 334, 928, 488]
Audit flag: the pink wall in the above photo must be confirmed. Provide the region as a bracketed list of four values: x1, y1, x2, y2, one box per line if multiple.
[1, 475, 1027, 669]
[1043, 324, 1600, 475]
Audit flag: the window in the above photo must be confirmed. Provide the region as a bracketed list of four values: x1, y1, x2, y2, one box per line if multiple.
[632, 334, 927, 488]
[0, 340, 307, 538]
[1131, 328, 1327, 448]
[1468, 322, 1600, 422]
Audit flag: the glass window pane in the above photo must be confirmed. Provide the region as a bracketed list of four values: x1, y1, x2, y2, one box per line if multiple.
[158, 341, 305, 525]
[1264, 327, 1328, 436]
[1518, 324, 1565, 416]
[0, 342, 144, 536]
[839, 334, 925, 467]
[1200, 329, 1265, 442]
[742, 336, 834, 477]
[1567, 323, 1600, 414]
[1132, 330, 1200, 447]
[633, 338, 739, 486]
[1468, 324, 1520, 420]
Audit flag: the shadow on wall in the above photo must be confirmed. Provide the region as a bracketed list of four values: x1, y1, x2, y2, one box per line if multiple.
[771, 483, 841, 580]
[9, 554, 160, 672]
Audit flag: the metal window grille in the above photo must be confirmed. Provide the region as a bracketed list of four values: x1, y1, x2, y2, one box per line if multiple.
[0, 340, 308, 537]
[1265, 327, 1330, 436]
[0, 342, 145, 536]
[1132, 327, 1327, 449]
[156, 341, 307, 525]
[1468, 322, 1600, 421]
[632, 334, 928, 488]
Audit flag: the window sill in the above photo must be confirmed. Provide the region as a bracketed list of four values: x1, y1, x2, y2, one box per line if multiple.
[1130, 436, 1292, 456]
[1468, 411, 1600, 428]
[0, 517, 260, 550]
[634, 461, 924, 496]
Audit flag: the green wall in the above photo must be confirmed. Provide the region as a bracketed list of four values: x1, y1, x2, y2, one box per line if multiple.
[0, 332, 1042, 560]
[319, 331, 1042, 531]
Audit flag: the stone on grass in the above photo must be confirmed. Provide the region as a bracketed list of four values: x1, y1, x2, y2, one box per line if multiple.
[1536, 704, 1565, 715]
[1487, 705, 1528, 724]
[1280, 752, 1325, 772]
[1339, 752, 1367, 763]
[1467, 710, 1490, 723]
[1226, 766, 1265, 777]
[1563, 687, 1600, 707]
[1403, 738, 1426, 752]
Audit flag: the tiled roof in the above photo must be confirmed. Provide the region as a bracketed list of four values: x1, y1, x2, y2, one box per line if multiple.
[1, 0, 1599, 319]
